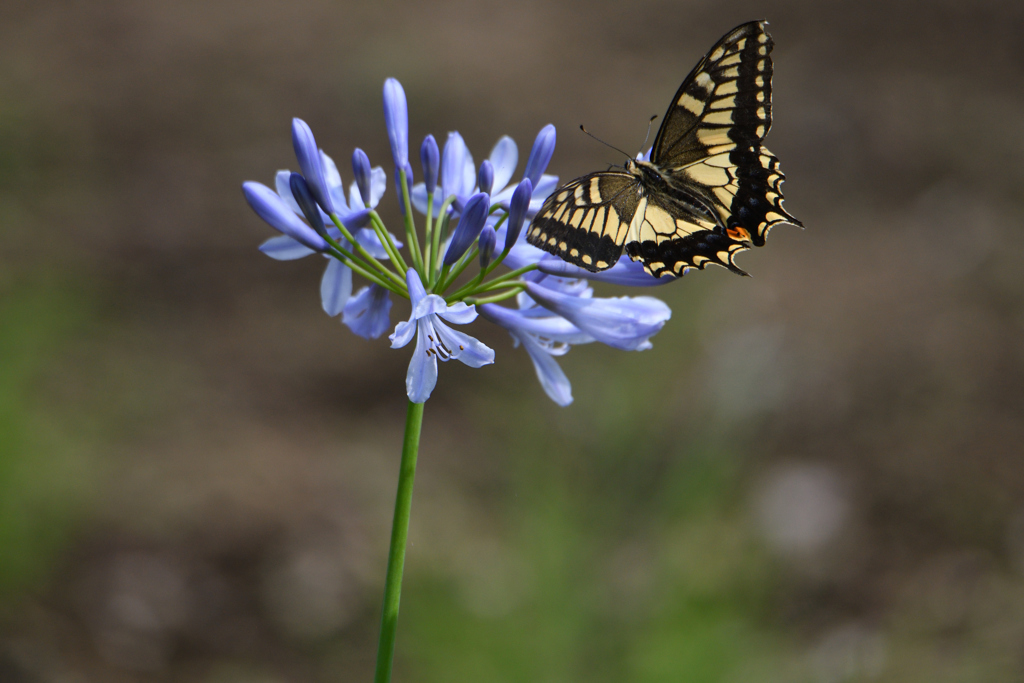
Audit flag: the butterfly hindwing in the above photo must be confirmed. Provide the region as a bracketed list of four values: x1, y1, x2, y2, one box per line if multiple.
[623, 175, 744, 277]
[527, 172, 642, 271]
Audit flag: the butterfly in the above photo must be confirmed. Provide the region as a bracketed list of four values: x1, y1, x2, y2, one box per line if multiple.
[527, 20, 801, 278]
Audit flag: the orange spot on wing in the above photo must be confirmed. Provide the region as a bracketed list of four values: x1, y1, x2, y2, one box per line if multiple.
[726, 225, 751, 241]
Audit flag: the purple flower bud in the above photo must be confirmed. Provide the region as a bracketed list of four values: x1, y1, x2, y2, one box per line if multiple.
[477, 160, 494, 195]
[351, 148, 372, 207]
[288, 173, 327, 237]
[523, 124, 556, 186]
[444, 192, 489, 266]
[243, 181, 327, 252]
[504, 178, 533, 252]
[478, 225, 496, 270]
[291, 118, 335, 214]
[420, 134, 440, 194]
[383, 78, 409, 168]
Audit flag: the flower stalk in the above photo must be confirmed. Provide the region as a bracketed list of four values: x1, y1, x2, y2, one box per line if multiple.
[374, 399, 425, 683]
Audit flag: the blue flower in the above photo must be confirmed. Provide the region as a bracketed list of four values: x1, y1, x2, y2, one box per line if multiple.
[343, 284, 393, 339]
[390, 270, 494, 403]
[479, 302, 594, 406]
[523, 280, 672, 351]
[410, 130, 559, 218]
[254, 153, 399, 315]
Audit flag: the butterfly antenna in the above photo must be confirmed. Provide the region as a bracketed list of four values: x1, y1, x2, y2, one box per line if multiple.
[641, 114, 658, 152]
[580, 125, 633, 162]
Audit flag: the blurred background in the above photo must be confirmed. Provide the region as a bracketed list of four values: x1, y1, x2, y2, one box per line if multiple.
[2, 0, 1023, 681]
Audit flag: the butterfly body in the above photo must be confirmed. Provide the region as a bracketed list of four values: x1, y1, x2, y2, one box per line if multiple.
[527, 20, 800, 278]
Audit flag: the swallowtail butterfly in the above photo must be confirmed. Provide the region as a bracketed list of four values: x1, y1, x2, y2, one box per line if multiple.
[527, 20, 800, 277]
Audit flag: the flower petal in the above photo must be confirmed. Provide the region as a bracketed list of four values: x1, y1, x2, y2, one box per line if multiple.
[259, 235, 316, 260]
[437, 300, 478, 325]
[390, 317, 417, 348]
[518, 332, 573, 406]
[321, 257, 353, 316]
[524, 282, 671, 351]
[411, 293, 451, 320]
[368, 167, 387, 207]
[337, 208, 373, 230]
[479, 303, 593, 344]
[406, 321, 439, 403]
[488, 136, 518, 194]
[353, 227, 402, 260]
[343, 285, 393, 339]
[275, 170, 303, 215]
[406, 268, 427, 307]
[441, 132, 470, 201]
[434, 323, 495, 368]
[526, 174, 559, 216]
[321, 151, 350, 213]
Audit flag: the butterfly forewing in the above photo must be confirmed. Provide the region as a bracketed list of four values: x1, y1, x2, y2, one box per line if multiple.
[527, 172, 642, 271]
[652, 21, 773, 166]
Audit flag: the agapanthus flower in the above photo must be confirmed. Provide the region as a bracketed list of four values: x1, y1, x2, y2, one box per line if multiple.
[389, 270, 494, 403]
[244, 77, 677, 406]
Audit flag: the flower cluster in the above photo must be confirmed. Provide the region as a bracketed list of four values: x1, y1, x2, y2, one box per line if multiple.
[243, 79, 675, 405]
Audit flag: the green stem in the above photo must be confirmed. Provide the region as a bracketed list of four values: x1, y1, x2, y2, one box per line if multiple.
[369, 211, 409, 275]
[465, 286, 525, 305]
[399, 169, 424, 274]
[423, 191, 435, 278]
[323, 238, 405, 296]
[329, 215, 407, 289]
[327, 249, 400, 295]
[429, 198, 456, 288]
[374, 399, 425, 683]
[446, 262, 539, 302]
[436, 245, 479, 294]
